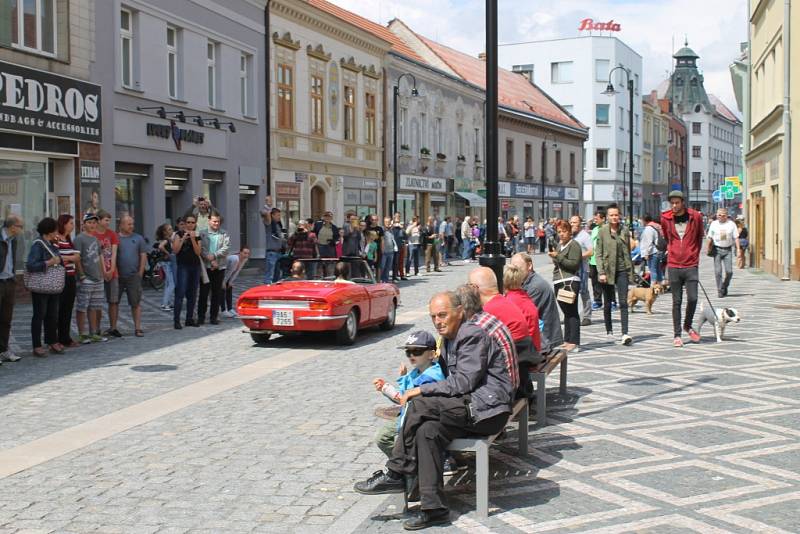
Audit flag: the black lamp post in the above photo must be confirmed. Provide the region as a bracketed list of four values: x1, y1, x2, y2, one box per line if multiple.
[479, 0, 505, 290]
[392, 73, 419, 216]
[541, 133, 557, 221]
[603, 67, 635, 227]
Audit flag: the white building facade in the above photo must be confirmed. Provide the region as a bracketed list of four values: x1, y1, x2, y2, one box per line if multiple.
[499, 36, 643, 220]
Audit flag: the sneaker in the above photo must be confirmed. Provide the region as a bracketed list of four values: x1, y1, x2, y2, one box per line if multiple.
[606, 332, 615, 339]
[685, 327, 701, 343]
[0, 351, 20, 362]
[442, 456, 464, 476]
[673, 336, 684, 348]
[90, 334, 108, 343]
[353, 470, 404, 495]
[611, 302, 618, 312]
[591, 301, 602, 311]
[79, 334, 92, 345]
[104, 329, 123, 338]
[621, 335, 633, 346]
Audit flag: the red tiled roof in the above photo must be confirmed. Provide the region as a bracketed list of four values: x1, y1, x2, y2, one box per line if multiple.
[708, 94, 741, 123]
[306, 0, 424, 62]
[416, 34, 584, 131]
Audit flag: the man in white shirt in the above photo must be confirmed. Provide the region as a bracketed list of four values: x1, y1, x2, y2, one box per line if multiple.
[570, 215, 594, 325]
[706, 208, 740, 297]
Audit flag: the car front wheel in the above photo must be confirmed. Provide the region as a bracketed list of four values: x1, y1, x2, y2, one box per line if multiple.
[336, 309, 358, 345]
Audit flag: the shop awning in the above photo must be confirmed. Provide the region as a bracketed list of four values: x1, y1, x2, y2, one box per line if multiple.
[455, 192, 486, 207]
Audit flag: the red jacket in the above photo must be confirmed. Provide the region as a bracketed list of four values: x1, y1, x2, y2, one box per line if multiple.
[660, 208, 704, 268]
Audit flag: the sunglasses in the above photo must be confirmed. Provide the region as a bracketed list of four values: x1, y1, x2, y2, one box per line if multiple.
[405, 348, 429, 357]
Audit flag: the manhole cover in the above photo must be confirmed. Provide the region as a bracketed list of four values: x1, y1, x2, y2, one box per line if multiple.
[775, 304, 800, 310]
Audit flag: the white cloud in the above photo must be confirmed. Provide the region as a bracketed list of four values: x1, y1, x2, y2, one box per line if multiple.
[327, 0, 747, 113]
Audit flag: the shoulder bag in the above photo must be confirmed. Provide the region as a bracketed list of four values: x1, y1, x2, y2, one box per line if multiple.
[555, 243, 577, 305]
[23, 239, 66, 294]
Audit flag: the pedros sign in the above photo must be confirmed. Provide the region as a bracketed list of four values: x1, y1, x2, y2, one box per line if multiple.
[0, 60, 102, 143]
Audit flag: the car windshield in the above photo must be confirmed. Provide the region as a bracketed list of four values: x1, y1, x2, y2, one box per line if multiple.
[277, 257, 375, 284]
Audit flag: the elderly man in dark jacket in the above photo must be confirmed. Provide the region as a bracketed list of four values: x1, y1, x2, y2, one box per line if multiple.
[354, 291, 513, 530]
[511, 252, 563, 354]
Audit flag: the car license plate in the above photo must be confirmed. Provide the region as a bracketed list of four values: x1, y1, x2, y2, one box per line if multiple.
[272, 310, 294, 326]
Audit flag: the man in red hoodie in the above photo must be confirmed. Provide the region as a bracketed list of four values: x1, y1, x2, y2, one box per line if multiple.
[660, 190, 705, 347]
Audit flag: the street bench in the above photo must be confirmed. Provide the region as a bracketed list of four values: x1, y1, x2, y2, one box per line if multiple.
[445, 398, 529, 518]
[530, 349, 568, 428]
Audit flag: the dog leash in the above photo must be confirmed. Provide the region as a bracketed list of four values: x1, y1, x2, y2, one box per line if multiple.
[697, 280, 718, 318]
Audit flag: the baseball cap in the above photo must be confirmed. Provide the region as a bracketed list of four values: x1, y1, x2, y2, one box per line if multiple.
[83, 212, 99, 222]
[667, 190, 684, 200]
[398, 330, 437, 350]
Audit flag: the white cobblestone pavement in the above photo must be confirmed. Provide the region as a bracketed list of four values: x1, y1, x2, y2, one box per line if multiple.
[0, 255, 799, 533]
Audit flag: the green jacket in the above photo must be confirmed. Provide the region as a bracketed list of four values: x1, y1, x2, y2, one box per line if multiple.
[594, 224, 633, 284]
[551, 239, 582, 282]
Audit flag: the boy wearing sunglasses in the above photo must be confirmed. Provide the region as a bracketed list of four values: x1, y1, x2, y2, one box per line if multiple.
[373, 331, 445, 457]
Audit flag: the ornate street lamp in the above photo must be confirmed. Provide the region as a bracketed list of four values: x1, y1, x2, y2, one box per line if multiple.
[392, 73, 419, 216]
[603, 67, 635, 227]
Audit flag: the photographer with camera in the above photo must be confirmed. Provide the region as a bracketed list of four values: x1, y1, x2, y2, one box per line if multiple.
[172, 214, 202, 329]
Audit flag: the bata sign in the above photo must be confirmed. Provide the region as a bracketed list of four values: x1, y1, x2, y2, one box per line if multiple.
[578, 18, 622, 32]
[0, 60, 102, 143]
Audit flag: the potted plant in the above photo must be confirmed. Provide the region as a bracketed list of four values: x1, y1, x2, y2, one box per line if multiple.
[400, 144, 410, 151]
[457, 154, 466, 162]
[420, 147, 431, 157]
[436, 152, 447, 161]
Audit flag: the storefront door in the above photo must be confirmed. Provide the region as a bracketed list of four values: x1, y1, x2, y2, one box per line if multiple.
[311, 185, 325, 220]
[0, 158, 47, 270]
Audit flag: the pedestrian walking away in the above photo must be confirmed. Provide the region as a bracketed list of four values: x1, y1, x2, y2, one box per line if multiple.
[706, 208, 740, 297]
[638, 214, 666, 286]
[594, 207, 634, 346]
[661, 190, 704, 347]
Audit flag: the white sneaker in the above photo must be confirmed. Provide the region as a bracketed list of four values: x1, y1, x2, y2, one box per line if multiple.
[621, 335, 633, 346]
[1, 351, 21, 362]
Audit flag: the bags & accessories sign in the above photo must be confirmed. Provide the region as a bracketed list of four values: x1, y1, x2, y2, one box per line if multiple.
[0, 60, 102, 143]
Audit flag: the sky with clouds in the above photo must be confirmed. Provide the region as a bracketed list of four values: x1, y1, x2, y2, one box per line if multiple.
[327, 0, 747, 114]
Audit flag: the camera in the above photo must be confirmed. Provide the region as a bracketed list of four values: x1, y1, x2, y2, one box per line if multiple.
[547, 237, 557, 253]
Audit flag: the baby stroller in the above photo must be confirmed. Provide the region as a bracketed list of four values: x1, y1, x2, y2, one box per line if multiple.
[630, 246, 651, 288]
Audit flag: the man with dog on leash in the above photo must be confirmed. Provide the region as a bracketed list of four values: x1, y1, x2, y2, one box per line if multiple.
[706, 208, 740, 298]
[661, 190, 704, 347]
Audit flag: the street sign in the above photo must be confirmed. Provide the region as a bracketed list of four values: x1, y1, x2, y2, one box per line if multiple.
[712, 190, 722, 203]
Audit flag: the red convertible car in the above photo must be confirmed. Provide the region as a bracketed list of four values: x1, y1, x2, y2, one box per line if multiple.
[237, 257, 399, 345]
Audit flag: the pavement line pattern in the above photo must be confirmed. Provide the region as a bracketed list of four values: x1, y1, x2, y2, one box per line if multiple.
[0, 309, 424, 481]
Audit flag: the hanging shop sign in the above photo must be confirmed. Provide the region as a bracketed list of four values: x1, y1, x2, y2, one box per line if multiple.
[399, 174, 447, 192]
[276, 182, 301, 199]
[79, 160, 101, 184]
[0, 60, 102, 143]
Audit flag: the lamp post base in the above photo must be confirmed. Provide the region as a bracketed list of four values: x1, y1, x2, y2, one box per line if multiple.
[478, 241, 507, 292]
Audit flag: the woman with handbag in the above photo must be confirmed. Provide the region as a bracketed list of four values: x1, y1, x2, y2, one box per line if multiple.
[549, 219, 582, 352]
[594, 206, 634, 346]
[25, 217, 65, 357]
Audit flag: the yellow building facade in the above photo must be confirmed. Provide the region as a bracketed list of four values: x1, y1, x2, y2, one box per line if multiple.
[747, 0, 799, 279]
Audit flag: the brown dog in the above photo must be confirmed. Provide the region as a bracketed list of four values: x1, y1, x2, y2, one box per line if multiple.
[628, 282, 663, 314]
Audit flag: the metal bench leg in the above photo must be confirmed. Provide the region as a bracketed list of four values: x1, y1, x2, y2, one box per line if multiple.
[560, 355, 568, 395]
[518, 402, 528, 455]
[535, 374, 546, 428]
[476, 441, 489, 519]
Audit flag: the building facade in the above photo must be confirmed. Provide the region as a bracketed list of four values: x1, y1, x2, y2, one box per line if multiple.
[662, 44, 743, 216]
[269, 0, 390, 228]
[396, 22, 588, 222]
[499, 36, 642, 220]
[93, 0, 266, 252]
[744, 0, 798, 279]
[0, 0, 100, 269]
[641, 91, 686, 217]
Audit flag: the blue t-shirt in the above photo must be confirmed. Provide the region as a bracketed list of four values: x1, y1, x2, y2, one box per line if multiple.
[396, 362, 445, 429]
[117, 232, 148, 278]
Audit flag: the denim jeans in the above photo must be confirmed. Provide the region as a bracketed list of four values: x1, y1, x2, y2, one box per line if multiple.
[174, 262, 200, 324]
[462, 240, 473, 260]
[264, 251, 281, 284]
[405, 244, 420, 275]
[159, 261, 175, 308]
[713, 247, 734, 293]
[646, 253, 663, 283]
[380, 252, 395, 282]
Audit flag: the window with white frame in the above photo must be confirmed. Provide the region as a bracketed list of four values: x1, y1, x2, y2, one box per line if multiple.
[120, 8, 134, 87]
[167, 26, 179, 99]
[400, 107, 408, 146]
[595, 59, 610, 82]
[550, 61, 573, 84]
[596, 149, 609, 169]
[207, 41, 218, 107]
[7, 0, 57, 56]
[596, 104, 610, 125]
[240, 53, 252, 116]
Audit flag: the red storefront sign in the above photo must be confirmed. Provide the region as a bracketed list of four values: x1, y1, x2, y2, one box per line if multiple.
[578, 18, 622, 32]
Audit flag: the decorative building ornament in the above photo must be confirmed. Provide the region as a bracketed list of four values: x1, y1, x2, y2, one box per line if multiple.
[272, 32, 300, 50]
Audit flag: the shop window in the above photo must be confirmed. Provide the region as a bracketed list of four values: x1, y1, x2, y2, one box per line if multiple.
[0, 159, 46, 271]
[310, 74, 324, 135]
[202, 170, 224, 207]
[344, 85, 355, 141]
[114, 163, 147, 235]
[277, 63, 294, 129]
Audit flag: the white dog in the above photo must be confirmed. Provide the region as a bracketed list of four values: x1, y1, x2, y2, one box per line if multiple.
[693, 304, 741, 342]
